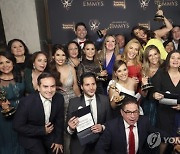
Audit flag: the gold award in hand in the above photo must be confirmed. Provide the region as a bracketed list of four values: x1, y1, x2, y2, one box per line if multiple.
[154, 4, 164, 22]
[0, 89, 16, 117]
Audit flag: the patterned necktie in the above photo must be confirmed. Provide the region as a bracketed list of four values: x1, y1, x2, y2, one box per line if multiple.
[129, 125, 135, 154]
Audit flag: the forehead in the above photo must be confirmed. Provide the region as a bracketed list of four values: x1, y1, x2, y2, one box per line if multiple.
[172, 27, 180, 32]
[77, 25, 86, 30]
[12, 41, 23, 46]
[36, 53, 46, 59]
[170, 52, 180, 58]
[55, 49, 65, 54]
[83, 77, 95, 84]
[117, 63, 127, 70]
[40, 77, 55, 85]
[124, 103, 138, 111]
[0, 56, 10, 61]
[84, 44, 95, 48]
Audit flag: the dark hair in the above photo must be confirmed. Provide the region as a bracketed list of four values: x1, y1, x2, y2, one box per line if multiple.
[37, 72, 55, 86]
[120, 97, 139, 110]
[49, 44, 67, 87]
[113, 60, 127, 72]
[7, 39, 30, 56]
[131, 26, 155, 46]
[163, 39, 175, 49]
[75, 22, 87, 31]
[80, 72, 96, 86]
[164, 50, 180, 72]
[66, 41, 81, 58]
[27, 51, 49, 71]
[0, 52, 22, 82]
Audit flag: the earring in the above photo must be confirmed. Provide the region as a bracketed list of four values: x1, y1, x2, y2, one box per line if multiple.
[33, 64, 36, 69]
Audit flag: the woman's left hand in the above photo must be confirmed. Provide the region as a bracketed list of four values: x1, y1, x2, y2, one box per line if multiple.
[1, 100, 10, 110]
[172, 104, 180, 111]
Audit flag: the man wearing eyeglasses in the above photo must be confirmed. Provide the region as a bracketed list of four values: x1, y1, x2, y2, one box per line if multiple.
[96, 97, 157, 154]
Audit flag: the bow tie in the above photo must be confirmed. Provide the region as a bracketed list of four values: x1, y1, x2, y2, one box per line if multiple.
[79, 41, 85, 45]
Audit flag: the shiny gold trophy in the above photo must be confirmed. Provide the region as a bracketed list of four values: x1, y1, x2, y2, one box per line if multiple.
[96, 60, 108, 81]
[0, 89, 16, 117]
[141, 73, 154, 91]
[154, 4, 164, 22]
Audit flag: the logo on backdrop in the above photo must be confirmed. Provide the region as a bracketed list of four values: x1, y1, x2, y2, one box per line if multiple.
[147, 132, 161, 148]
[61, 0, 73, 10]
[109, 21, 130, 29]
[113, 0, 126, 9]
[83, 0, 104, 7]
[139, 0, 151, 10]
[138, 21, 151, 30]
[154, 0, 178, 6]
[89, 19, 100, 31]
[62, 23, 75, 31]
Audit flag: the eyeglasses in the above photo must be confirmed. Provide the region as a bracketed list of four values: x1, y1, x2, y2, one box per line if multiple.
[122, 109, 139, 116]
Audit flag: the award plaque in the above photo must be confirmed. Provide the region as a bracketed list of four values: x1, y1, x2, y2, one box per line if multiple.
[72, 106, 99, 145]
[0, 89, 16, 117]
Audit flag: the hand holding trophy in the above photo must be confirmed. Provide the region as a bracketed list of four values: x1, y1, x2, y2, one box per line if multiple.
[97, 27, 110, 38]
[154, 4, 164, 22]
[141, 73, 154, 91]
[0, 89, 16, 117]
[96, 59, 108, 81]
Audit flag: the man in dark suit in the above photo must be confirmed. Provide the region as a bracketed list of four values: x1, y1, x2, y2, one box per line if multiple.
[66, 72, 112, 154]
[96, 98, 160, 154]
[13, 72, 64, 154]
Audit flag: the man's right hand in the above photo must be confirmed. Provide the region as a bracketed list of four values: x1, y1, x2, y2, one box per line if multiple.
[45, 122, 54, 134]
[68, 116, 79, 131]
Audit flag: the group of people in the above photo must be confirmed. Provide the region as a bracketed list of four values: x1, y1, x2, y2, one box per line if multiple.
[0, 10, 180, 154]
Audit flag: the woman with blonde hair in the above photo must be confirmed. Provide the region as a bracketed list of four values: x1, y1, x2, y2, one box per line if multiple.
[121, 38, 142, 91]
[141, 45, 163, 126]
[98, 34, 120, 94]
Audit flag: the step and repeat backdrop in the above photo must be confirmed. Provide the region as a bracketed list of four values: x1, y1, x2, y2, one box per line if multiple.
[47, 0, 180, 45]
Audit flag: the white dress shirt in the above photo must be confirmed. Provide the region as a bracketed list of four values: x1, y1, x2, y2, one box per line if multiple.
[39, 94, 52, 124]
[123, 120, 139, 154]
[84, 95, 97, 124]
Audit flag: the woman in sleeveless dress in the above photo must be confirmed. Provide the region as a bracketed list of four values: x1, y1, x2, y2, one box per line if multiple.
[50, 44, 81, 154]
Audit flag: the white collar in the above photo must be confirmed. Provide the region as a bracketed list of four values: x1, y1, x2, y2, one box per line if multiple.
[39, 93, 52, 103]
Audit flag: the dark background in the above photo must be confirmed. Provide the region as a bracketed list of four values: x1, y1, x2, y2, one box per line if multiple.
[47, 0, 180, 45]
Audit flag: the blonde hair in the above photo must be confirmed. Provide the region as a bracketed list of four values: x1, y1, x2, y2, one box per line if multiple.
[142, 45, 162, 76]
[121, 38, 142, 66]
[98, 34, 119, 61]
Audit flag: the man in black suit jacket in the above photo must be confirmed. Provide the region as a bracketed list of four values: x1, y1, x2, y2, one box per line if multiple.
[66, 72, 112, 154]
[96, 98, 161, 154]
[13, 72, 64, 154]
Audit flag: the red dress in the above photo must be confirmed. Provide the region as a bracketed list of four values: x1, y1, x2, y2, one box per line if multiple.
[127, 64, 142, 81]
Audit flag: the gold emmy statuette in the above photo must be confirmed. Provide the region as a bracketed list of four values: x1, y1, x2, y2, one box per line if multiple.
[0, 89, 16, 117]
[96, 60, 108, 81]
[97, 27, 110, 38]
[141, 73, 154, 91]
[109, 84, 125, 106]
[154, 4, 164, 22]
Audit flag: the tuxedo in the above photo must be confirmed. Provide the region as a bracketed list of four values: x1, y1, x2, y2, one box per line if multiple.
[13, 92, 64, 154]
[96, 116, 160, 154]
[66, 94, 112, 154]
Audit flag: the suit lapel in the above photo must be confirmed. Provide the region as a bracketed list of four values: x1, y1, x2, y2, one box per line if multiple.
[96, 95, 102, 123]
[118, 117, 128, 153]
[79, 95, 86, 108]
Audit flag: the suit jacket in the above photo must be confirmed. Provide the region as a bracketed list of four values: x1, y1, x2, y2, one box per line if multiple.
[13, 92, 64, 149]
[95, 116, 156, 154]
[66, 94, 112, 154]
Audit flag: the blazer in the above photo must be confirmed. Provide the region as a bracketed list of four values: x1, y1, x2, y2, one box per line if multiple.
[95, 116, 156, 154]
[13, 92, 64, 149]
[66, 94, 112, 154]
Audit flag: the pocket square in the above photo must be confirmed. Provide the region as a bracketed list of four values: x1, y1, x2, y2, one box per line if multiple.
[78, 106, 83, 110]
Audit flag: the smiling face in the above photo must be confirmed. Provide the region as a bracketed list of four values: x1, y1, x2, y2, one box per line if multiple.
[165, 42, 174, 53]
[105, 36, 116, 51]
[0, 56, 13, 74]
[33, 53, 47, 72]
[148, 48, 160, 65]
[75, 25, 87, 40]
[11, 41, 25, 57]
[121, 103, 139, 126]
[133, 28, 147, 42]
[54, 49, 66, 66]
[115, 63, 128, 81]
[169, 52, 180, 69]
[83, 43, 95, 60]
[68, 43, 79, 58]
[81, 77, 97, 98]
[127, 42, 139, 60]
[37, 77, 56, 99]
